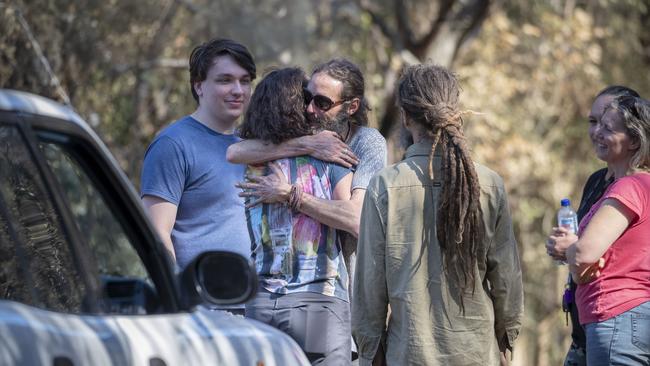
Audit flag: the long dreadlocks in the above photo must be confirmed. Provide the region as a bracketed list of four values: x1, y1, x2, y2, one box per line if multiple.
[397, 64, 484, 314]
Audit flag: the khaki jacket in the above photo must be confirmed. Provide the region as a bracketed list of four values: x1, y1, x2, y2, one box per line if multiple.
[352, 142, 524, 366]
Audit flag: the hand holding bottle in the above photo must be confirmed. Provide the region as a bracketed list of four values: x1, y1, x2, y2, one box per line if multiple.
[546, 226, 578, 261]
[547, 198, 579, 264]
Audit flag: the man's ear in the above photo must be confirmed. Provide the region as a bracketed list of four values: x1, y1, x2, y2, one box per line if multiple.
[193, 81, 203, 99]
[630, 137, 640, 151]
[400, 107, 409, 128]
[347, 97, 360, 116]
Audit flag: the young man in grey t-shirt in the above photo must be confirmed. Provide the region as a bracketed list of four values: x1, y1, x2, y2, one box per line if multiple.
[140, 39, 256, 273]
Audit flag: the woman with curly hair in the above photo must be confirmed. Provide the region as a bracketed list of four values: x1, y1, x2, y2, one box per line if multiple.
[352, 64, 523, 365]
[237, 67, 353, 365]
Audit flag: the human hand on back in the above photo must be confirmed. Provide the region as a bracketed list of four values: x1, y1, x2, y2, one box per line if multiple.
[236, 162, 292, 208]
[301, 130, 358, 167]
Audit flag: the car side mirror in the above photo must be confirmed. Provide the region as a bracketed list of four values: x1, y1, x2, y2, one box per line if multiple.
[180, 251, 257, 308]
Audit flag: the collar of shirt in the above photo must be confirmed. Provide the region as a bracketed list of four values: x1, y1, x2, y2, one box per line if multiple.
[404, 141, 442, 159]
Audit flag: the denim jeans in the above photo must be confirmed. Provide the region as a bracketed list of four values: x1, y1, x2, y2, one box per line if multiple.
[585, 301, 650, 366]
[563, 342, 586, 366]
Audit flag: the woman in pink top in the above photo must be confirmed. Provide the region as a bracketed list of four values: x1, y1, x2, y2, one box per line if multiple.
[567, 96, 650, 365]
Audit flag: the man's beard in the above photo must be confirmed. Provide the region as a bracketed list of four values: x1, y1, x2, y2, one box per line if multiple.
[309, 108, 350, 140]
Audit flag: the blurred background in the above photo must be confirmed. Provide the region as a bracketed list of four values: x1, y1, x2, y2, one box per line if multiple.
[2, 0, 649, 364]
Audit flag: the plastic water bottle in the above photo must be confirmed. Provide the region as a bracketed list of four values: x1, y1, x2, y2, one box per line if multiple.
[556, 198, 578, 265]
[557, 198, 578, 234]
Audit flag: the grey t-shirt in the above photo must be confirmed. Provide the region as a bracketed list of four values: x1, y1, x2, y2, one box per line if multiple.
[348, 126, 387, 191]
[342, 126, 387, 294]
[140, 116, 250, 269]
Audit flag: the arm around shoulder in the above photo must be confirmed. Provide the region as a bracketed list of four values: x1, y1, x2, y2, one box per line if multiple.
[226, 138, 303, 164]
[226, 131, 356, 166]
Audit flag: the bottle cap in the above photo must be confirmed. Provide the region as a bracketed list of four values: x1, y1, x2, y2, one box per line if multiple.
[560, 198, 570, 207]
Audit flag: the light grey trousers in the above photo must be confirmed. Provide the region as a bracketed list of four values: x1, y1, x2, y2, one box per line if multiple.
[245, 289, 352, 366]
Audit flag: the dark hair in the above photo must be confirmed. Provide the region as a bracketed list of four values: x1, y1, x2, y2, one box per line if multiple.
[596, 85, 640, 99]
[397, 64, 483, 314]
[189, 38, 256, 103]
[312, 58, 369, 126]
[239, 67, 313, 144]
[610, 96, 650, 172]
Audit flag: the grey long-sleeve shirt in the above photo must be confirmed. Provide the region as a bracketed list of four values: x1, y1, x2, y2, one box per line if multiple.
[352, 142, 524, 366]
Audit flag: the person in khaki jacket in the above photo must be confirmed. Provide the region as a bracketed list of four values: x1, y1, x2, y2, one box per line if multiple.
[352, 64, 524, 366]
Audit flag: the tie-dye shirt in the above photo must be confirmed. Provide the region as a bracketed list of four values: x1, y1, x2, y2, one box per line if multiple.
[245, 156, 351, 301]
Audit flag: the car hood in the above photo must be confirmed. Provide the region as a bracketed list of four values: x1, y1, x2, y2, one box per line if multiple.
[0, 301, 309, 365]
[193, 305, 309, 365]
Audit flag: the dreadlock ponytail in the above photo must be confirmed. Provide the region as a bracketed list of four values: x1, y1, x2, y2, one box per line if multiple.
[397, 64, 484, 314]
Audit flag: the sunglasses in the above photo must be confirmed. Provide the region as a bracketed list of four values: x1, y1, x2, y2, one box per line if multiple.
[303, 89, 348, 111]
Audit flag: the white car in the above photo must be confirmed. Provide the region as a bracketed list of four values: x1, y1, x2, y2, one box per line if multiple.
[0, 89, 309, 366]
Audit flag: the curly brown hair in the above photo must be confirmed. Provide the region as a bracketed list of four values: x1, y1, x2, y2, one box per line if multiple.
[397, 64, 484, 314]
[238, 67, 313, 144]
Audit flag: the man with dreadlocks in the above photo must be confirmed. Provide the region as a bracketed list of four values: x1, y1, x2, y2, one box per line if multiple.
[352, 64, 524, 366]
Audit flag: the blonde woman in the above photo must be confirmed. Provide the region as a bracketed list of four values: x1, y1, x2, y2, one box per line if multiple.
[567, 96, 650, 365]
